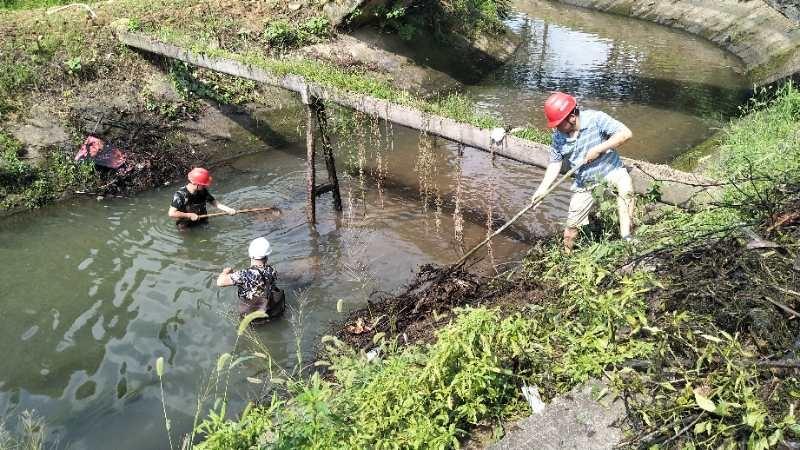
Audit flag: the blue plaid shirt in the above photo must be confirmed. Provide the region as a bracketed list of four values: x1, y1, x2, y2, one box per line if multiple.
[550, 110, 626, 189]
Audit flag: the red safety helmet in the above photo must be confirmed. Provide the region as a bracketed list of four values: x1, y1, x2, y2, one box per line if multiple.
[187, 167, 212, 187]
[543, 92, 577, 128]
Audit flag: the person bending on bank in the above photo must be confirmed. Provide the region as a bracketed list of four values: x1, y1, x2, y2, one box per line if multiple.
[532, 92, 635, 252]
[216, 237, 285, 322]
[168, 167, 236, 229]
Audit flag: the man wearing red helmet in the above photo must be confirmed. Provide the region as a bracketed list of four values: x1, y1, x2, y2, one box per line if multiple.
[168, 167, 236, 228]
[532, 92, 635, 252]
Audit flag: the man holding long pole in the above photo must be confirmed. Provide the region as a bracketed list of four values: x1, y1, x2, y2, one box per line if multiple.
[532, 92, 635, 252]
[167, 167, 237, 229]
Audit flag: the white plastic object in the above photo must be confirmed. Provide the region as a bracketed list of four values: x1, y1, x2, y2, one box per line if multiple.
[366, 347, 381, 362]
[521, 384, 546, 414]
[490, 127, 506, 144]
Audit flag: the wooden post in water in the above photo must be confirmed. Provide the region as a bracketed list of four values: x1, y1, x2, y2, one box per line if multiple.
[303, 88, 317, 224]
[302, 86, 343, 224]
[312, 98, 343, 212]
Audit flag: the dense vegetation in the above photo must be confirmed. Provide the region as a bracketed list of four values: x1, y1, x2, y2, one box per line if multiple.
[371, 0, 511, 41]
[0, 0, 69, 9]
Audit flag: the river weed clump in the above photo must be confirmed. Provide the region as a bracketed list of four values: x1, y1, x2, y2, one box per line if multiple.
[0, 410, 47, 450]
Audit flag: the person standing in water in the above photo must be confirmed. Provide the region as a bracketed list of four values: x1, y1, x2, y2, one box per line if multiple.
[216, 237, 285, 321]
[168, 167, 236, 229]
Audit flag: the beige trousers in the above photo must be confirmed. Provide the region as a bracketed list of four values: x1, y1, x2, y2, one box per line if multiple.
[565, 167, 634, 238]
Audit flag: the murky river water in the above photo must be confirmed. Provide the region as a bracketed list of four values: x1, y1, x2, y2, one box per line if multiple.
[0, 2, 749, 448]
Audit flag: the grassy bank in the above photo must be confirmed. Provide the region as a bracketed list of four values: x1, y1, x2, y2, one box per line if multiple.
[0, 0, 69, 9]
[141, 23, 517, 132]
[0, 132, 97, 209]
[191, 84, 800, 449]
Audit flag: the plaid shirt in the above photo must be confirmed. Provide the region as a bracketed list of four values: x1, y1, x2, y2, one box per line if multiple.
[550, 110, 626, 189]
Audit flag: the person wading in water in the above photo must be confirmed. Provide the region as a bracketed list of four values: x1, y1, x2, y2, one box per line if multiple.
[216, 237, 285, 322]
[168, 167, 236, 229]
[532, 92, 635, 252]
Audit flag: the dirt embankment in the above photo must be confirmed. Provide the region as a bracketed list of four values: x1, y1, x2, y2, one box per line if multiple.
[552, 0, 800, 85]
[0, 1, 520, 214]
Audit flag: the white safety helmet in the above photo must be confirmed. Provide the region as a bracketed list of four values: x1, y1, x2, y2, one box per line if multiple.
[248, 237, 272, 259]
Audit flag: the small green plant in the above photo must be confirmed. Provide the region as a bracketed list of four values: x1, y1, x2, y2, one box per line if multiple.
[300, 16, 330, 39]
[263, 16, 331, 50]
[127, 18, 142, 32]
[64, 56, 82, 76]
[263, 20, 296, 48]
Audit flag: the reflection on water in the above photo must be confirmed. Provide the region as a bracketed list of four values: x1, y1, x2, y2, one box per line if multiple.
[466, 0, 750, 162]
[0, 1, 752, 448]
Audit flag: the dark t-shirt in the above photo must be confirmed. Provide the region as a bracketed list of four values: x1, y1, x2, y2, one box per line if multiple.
[171, 186, 215, 226]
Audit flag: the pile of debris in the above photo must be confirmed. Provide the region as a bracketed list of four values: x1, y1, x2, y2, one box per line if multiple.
[68, 105, 204, 196]
[336, 263, 515, 349]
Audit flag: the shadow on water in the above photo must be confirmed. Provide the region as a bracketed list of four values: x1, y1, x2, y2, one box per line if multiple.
[349, 26, 516, 86]
[211, 102, 292, 150]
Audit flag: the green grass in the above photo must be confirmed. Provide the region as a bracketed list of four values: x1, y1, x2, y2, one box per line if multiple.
[0, 47, 35, 115]
[0, 0, 72, 9]
[705, 83, 800, 197]
[263, 16, 331, 50]
[0, 16, 98, 116]
[510, 126, 552, 146]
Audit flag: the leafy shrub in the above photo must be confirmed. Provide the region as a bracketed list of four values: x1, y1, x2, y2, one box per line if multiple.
[64, 56, 82, 76]
[0, 132, 97, 209]
[375, 0, 511, 40]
